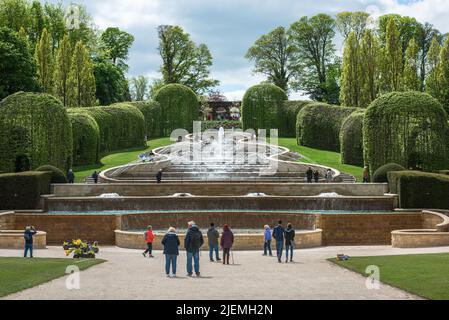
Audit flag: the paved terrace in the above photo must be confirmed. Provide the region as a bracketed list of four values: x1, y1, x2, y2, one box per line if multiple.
[2, 245, 448, 300]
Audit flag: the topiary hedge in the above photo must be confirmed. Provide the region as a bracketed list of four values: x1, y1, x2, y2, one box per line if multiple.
[364, 91, 449, 177]
[68, 112, 100, 166]
[201, 120, 242, 131]
[242, 84, 287, 133]
[279, 100, 313, 137]
[68, 103, 145, 154]
[388, 171, 449, 209]
[340, 110, 365, 166]
[0, 171, 52, 210]
[0, 92, 73, 173]
[373, 162, 406, 183]
[36, 165, 67, 183]
[154, 84, 199, 135]
[126, 101, 163, 139]
[296, 103, 358, 152]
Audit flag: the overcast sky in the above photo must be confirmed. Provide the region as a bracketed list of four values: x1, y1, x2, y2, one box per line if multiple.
[50, 0, 449, 100]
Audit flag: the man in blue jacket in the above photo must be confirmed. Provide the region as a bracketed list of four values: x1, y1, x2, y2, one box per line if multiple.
[24, 226, 37, 258]
[272, 221, 285, 263]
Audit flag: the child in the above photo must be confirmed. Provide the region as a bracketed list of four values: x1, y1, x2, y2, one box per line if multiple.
[143, 225, 155, 258]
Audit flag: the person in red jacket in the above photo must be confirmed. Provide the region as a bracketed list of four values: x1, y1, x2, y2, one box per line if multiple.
[143, 225, 155, 258]
[220, 224, 234, 265]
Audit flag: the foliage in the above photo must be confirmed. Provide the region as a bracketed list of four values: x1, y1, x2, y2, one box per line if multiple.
[335, 11, 369, 40]
[157, 25, 219, 94]
[296, 103, 358, 152]
[126, 101, 162, 139]
[403, 38, 420, 91]
[67, 41, 96, 108]
[359, 29, 380, 108]
[68, 112, 100, 166]
[53, 34, 71, 106]
[154, 83, 199, 135]
[0, 171, 51, 210]
[36, 164, 67, 183]
[372, 163, 406, 183]
[0, 27, 38, 99]
[241, 84, 287, 133]
[388, 171, 449, 209]
[340, 32, 361, 108]
[380, 18, 403, 93]
[278, 100, 313, 137]
[340, 110, 365, 166]
[93, 57, 129, 105]
[130, 75, 149, 101]
[201, 120, 242, 131]
[245, 26, 297, 93]
[426, 38, 449, 115]
[0, 92, 73, 172]
[99, 27, 134, 70]
[35, 27, 53, 93]
[363, 91, 449, 176]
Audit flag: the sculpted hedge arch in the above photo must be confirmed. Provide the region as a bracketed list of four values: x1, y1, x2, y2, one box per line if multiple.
[340, 110, 365, 166]
[363, 91, 449, 176]
[68, 112, 100, 166]
[127, 101, 163, 139]
[279, 100, 314, 137]
[0, 92, 73, 172]
[154, 84, 199, 135]
[242, 84, 287, 133]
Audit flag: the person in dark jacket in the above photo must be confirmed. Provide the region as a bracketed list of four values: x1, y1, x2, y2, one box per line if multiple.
[284, 223, 296, 263]
[92, 171, 99, 183]
[207, 223, 221, 262]
[313, 170, 320, 183]
[161, 227, 180, 277]
[67, 169, 75, 184]
[156, 169, 163, 183]
[24, 226, 37, 258]
[306, 167, 313, 183]
[184, 221, 204, 276]
[272, 220, 285, 263]
[220, 225, 234, 265]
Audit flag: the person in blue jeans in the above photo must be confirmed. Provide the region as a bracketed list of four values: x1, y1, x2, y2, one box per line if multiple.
[263, 225, 272, 256]
[24, 226, 37, 258]
[161, 227, 180, 277]
[184, 221, 204, 277]
[207, 223, 221, 262]
[284, 223, 296, 263]
[272, 220, 284, 263]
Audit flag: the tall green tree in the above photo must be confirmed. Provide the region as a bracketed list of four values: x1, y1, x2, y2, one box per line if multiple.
[29, 0, 46, 47]
[425, 37, 441, 99]
[53, 35, 72, 106]
[93, 57, 129, 105]
[44, 2, 67, 52]
[416, 22, 441, 91]
[288, 14, 337, 102]
[428, 38, 449, 114]
[35, 28, 53, 93]
[359, 29, 380, 107]
[336, 11, 370, 40]
[67, 41, 96, 107]
[403, 38, 420, 91]
[340, 32, 361, 107]
[245, 26, 297, 93]
[380, 18, 403, 92]
[0, 27, 38, 99]
[157, 25, 218, 93]
[100, 27, 134, 70]
[0, 0, 31, 32]
[67, 4, 99, 55]
[130, 75, 149, 101]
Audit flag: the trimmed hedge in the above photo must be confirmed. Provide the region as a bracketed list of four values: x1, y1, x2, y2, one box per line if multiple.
[242, 84, 287, 133]
[201, 120, 242, 130]
[68, 112, 100, 166]
[126, 101, 162, 139]
[36, 165, 67, 183]
[68, 103, 145, 154]
[373, 163, 406, 183]
[0, 171, 51, 210]
[0, 92, 73, 173]
[364, 91, 449, 176]
[340, 110, 365, 166]
[279, 100, 313, 137]
[154, 84, 199, 135]
[388, 171, 449, 209]
[296, 103, 358, 152]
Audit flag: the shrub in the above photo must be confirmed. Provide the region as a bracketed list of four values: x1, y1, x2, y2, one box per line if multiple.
[201, 120, 242, 131]
[388, 171, 449, 209]
[126, 101, 162, 139]
[296, 103, 358, 152]
[0, 171, 51, 210]
[279, 100, 313, 137]
[340, 110, 365, 166]
[154, 84, 199, 135]
[364, 91, 449, 176]
[0, 92, 73, 173]
[373, 163, 406, 183]
[68, 112, 100, 166]
[68, 103, 145, 154]
[242, 84, 287, 133]
[36, 165, 67, 183]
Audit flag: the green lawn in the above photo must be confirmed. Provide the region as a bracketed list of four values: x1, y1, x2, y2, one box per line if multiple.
[73, 137, 173, 182]
[329, 253, 449, 300]
[0, 257, 105, 297]
[278, 138, 364, 181]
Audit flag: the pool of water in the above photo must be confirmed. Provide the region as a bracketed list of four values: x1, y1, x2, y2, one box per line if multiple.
[46, 209, 398, 215]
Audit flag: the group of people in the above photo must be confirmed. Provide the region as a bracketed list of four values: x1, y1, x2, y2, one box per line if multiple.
[67, 169, 100, 184]
[142, 220, 296, 278]
[306, 167, 333, 183]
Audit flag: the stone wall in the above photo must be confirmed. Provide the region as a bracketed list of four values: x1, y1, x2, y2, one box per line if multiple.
[392, 230, 449, 248]
[0, 211, 15, 230]
[318, 213, 422, 245]
[0, 230, 46, 249]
